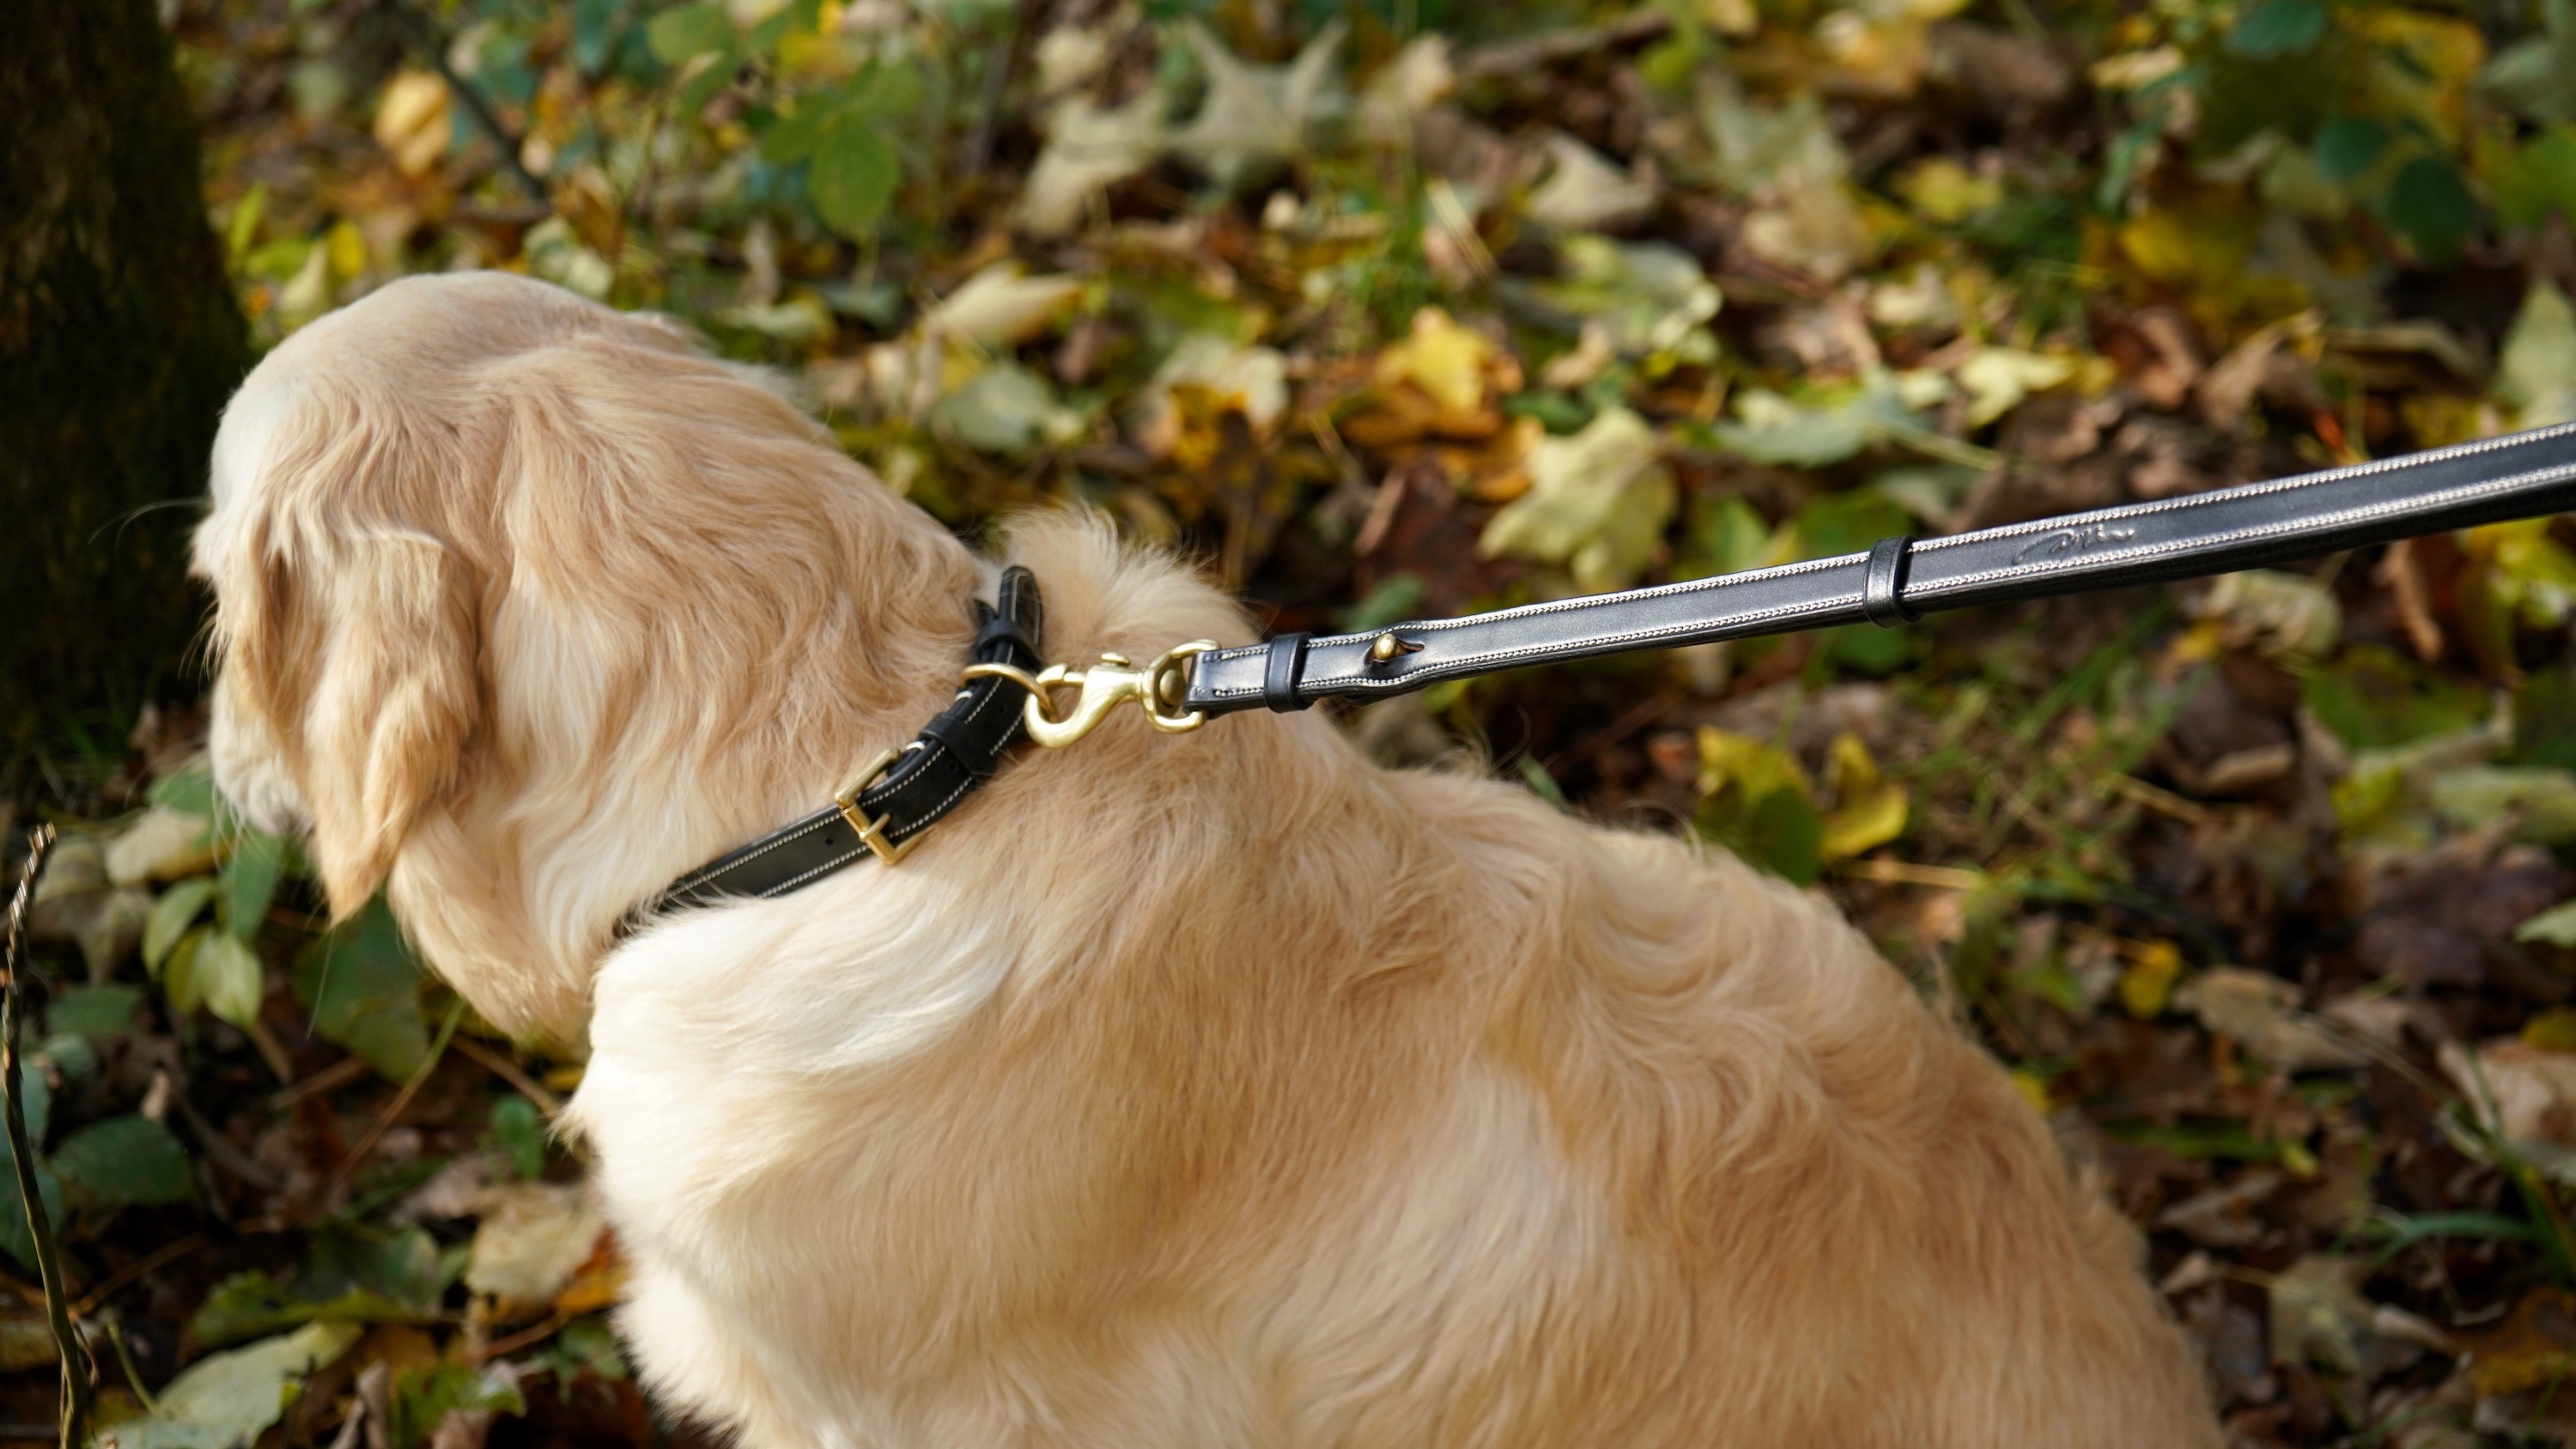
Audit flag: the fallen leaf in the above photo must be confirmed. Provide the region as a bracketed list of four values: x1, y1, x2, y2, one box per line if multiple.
[101, 1321, 363, 1449]
[1525, 134, 1656, 231]
[373, 71, 452, 180]
[2459, 1288, 2576, 1398]
[464, 1183, 608, 1313]
[2176, 968, 2366, 1072]
[1357, 35, 1453, 147]
[1138, 335, 1288, 454]
[2268, 1254, 2376, 1373]
[2495, 279, 2576, 427]
[1713, 370, 1949, 467]
[924, 265, 1084, 348]
[1955, 347, 2075, 427]
[1479, 405, 1677, 590]
[1534, 236, 1722, 360]
[929, 362, 1084, 454]
[52, 1115, 194, 1208]
[2518, 897, 2576, 946]
[1170, 20, 1348, 191]
[1018, 89, 1170, 235]
[2196, 569, 2343, 659]
[1818, 732, 1907, 859]
[106, 807, 216, 886]
[2443, 1038, 2576, 1146]
[2118, 940, 2185, 1018]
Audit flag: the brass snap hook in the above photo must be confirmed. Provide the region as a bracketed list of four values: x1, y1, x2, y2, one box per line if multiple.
[967, 641, 1217, 748]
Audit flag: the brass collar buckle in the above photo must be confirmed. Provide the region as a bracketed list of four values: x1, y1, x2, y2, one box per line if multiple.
[834, 743, 925, 865]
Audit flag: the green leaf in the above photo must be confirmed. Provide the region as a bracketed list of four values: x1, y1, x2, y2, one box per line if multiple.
[1691, 730, 1824, 885]
[741, 0, 812, 55]
[842, 61, 925, 117]
[645, 0, 727, 64]
[8, 1068, 52, 1154]
[191, 1226, 453, 1349]
[2516, 666, 2576, 771]
[2388, 156, 2479, 261]
[2313, 118, 2387, 183]
[0, 1166, 64, 1276]
[1781, 490, 1916, 563]
[193, 933, 268, 1030]
[52, 1116, 194, 1207]
[806, 119, 899, 239]
[144, 878, 217, 971]
[1334, 573, 1425, 634]
[221, 831, 287, 941]
[2517, 897, 2576, 947]
[485, 1096, 548, 1181]
[2228, 0, 2327, 58]
[2302, 642, 2488, 749]
[392, 1363, 527, 1449]
[756, 94, 835, 166]
[1675, 495, 1772, 581]
[2492, 125, 2576, 232]
[295, 898, 431, 1083]
[164, 928, 210, 1018]
[48, 984, 142, 1044]
[147, 764, 218, 818]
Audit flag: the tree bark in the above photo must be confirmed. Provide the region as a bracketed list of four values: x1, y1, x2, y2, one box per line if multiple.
[0, 0, 247, 771]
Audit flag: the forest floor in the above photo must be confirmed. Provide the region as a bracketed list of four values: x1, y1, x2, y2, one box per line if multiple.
[16, 0, 2576, 1441]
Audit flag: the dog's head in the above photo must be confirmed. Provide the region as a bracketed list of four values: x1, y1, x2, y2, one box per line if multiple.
[194, 272, 977, 1044]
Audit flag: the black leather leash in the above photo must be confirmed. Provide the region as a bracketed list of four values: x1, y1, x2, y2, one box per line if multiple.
[1186, 421, 2576, 716]
[640, 423, 2576, 921]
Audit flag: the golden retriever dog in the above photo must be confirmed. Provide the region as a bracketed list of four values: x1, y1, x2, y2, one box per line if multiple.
[194, 271, 2219, 1446]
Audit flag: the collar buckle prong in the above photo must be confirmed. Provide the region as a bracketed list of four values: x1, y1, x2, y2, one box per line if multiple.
[835, 744, 925, 865]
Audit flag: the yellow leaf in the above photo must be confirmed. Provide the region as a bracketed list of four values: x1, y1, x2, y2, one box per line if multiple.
[1478, 406, 1676, 591]
[2117, 940, 2184, 1019]
[324, 219, 367, 283]
[1820, 782, 1908, 860]
[1373, 307, 1514, 417]
[1694, 727, 1811, 801]
[372, 70, 452, 180]
[1955, 347, 2076, 427]
[1894, 156, 2002, 223]
[2009, 1069, 2055, 1114]
[2523, 1007, 2576, 1053]
[1822, 731, 1880, 797]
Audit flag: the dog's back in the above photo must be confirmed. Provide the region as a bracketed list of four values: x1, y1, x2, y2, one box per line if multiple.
[577, 514, 2219, 1447]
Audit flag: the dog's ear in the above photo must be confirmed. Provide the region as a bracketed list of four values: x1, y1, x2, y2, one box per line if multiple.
[233, 521, 483, 920]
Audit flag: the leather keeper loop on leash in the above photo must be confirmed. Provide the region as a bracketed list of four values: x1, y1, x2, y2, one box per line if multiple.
[1862, 536, 1920, 629]
[1263, 633, 1311, 712]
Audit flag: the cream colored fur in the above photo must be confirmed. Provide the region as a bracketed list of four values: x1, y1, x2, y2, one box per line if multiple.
[195, 271, 2221, 1447]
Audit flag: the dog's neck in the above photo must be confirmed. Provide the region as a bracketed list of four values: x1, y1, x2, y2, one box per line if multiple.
[389, 484, 987, 1050]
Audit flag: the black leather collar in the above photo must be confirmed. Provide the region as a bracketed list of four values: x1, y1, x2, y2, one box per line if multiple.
[629, 566, 1044, 925]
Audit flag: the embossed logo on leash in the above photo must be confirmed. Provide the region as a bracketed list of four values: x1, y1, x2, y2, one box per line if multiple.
[2012, 522, 2138, 566]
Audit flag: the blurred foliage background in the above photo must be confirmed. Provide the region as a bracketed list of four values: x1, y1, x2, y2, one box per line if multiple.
[17, 0, 2576, 1440]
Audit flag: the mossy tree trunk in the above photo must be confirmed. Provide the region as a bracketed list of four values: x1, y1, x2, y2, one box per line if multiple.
[0, 0, 247, 776]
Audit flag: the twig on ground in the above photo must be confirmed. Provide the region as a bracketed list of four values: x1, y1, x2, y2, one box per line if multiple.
[7, 828, 92, 1449]
[270, 1056, 369, 1109]
[451, 1036, 564, 1120]
[70, 1233, 210, 1320]
[328, 997, 466, 1194]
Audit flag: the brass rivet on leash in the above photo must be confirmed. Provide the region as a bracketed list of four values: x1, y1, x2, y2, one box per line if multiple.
[1367, 632, 1423, 666]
